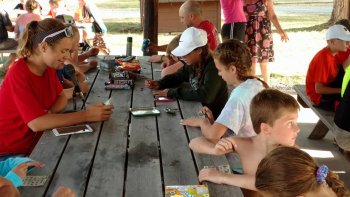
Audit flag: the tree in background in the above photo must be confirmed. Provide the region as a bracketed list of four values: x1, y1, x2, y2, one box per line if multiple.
[329, 0, 350, 24]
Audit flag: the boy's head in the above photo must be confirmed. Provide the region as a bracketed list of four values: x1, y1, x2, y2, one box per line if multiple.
[250, 89, 300, 145]
[326, 24, 350, 52]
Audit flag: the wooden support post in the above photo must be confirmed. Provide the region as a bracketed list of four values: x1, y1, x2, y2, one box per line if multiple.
[308, 120, 330, 139]
[142, 0, 158, 55]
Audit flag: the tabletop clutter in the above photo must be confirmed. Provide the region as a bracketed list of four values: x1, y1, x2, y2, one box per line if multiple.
[99, 55, 142, 90]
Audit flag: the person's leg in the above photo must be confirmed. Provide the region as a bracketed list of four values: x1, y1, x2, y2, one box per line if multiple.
[231, 22, 246, 42]
[93, 33, 110, 55]
[251, 62, 257, 77]
[260, 62, 270, 85]
[221, 23, 231, 42]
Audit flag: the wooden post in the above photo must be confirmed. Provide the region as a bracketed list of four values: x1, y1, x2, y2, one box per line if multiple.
[329, 0, 350, 24]
[142, 0, 158, 55]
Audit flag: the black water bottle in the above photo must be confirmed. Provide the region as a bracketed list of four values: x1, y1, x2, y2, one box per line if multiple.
[126, 37, 132, 56]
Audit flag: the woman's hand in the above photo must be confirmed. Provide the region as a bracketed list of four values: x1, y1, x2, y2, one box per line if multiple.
[84, 103, 114, 122]
[280, 31, 289, 42]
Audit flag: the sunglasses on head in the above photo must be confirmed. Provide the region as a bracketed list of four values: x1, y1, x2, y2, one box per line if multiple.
[42, 26, 73, 43]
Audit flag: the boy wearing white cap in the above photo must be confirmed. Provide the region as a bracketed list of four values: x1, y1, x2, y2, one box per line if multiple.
[306, 24, 350, 111]
[145, 27, 228, 118]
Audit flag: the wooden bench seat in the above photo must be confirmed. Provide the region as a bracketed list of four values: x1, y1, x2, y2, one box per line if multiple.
[293, 84, 335, 139]
[0, 49, 17, 62]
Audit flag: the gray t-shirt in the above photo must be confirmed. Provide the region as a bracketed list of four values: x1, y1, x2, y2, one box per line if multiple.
[216, 79, 264, 137]
[0, 10, 12, 42]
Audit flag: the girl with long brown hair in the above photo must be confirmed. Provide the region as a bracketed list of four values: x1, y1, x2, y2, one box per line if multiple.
[256, 146, 350, 197]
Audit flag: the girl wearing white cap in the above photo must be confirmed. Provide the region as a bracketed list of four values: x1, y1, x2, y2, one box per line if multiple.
[145, 27, 228, 118]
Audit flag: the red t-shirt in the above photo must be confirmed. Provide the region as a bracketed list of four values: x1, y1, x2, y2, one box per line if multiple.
[0, 58, 63, 154]
[306, 47, 339, 105]
[196, 20, 220, 51]
[335, 48, 350, 65]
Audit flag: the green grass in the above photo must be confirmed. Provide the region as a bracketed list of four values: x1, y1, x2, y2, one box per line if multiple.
[95, 0, 139, 9]
[104, 18, 142, 34]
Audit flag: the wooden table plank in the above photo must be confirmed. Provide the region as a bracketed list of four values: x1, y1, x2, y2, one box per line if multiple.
[152, 63, 199, 186]
[179, 100, 244, 197]
[85, 76, 132, 196]
[45, 70, 109, 196]
[124, 58, 163, 197]
[19, 132, 69, 197]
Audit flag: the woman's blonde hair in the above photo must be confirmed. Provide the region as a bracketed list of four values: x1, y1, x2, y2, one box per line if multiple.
[25, 0, 40, 13]
[256, 146, 350, 197]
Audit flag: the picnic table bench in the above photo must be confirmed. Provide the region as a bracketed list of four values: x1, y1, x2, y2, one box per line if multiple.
[18, 56, 243, 197]
[293, 84, 335, 139]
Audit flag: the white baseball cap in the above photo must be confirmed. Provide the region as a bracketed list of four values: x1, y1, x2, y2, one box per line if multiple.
[171, 27, 208, 57]
[326, 24, 350, 41]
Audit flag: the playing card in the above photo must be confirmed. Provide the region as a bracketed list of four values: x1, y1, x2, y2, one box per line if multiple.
[203, 165, 231, 174]
[217, 165, 232, 174]
[22, 175, 49, 187]
[104, 98, 114, 107]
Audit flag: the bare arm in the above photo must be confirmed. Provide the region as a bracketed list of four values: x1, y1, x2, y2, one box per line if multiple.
[266, 0, 288, 42]
[201, 122, 228, 139]
[199, 168, 257, 191]
[27, 103, 113, 132]
[189, 137, 219, 154]
[49, 92, 68, 113]
[315, 82, 341, 94]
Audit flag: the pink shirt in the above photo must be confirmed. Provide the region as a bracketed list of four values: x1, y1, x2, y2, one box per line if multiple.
[15, 13, 42, 38]
[220, 0, 247, 24]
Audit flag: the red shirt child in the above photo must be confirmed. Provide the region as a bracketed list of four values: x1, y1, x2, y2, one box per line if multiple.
[306, 47, 340, 105]
[0, 58, 63, 154]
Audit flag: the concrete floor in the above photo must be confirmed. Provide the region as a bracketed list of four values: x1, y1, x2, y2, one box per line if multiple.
[293, 92, 350, 189]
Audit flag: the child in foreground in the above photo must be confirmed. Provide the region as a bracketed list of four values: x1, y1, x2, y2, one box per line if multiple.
[256, 146, 350, 197]
[193, 89, 300, 197]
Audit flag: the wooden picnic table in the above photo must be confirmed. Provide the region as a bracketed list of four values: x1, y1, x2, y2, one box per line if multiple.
[19, 56, 243, 197]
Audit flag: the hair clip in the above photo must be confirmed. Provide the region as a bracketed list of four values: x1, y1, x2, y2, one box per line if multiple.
[316, 164, 329, 184]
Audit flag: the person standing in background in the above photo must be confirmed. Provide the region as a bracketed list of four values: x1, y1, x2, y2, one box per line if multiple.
[74, 0, 109, 54]
[244, 0, 288, 85]
[0, 9, 17, 74]
[14, 0, 42, 39]
[220, 0, 246, 42]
